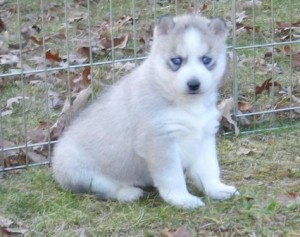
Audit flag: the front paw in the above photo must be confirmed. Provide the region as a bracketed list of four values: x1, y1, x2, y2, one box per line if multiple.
[205, 183, 239, 200]
[161, 191, 205, 209]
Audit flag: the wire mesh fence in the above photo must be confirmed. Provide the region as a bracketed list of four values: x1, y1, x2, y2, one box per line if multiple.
[1, 0, 300, 171]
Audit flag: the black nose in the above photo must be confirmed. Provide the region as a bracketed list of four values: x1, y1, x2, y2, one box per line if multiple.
[187, 79, 200, 91]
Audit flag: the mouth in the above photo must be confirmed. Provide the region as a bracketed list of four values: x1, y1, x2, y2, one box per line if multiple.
[187, 91, 200, 95]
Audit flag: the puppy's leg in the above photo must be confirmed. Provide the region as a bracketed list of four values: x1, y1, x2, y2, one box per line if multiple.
[54, 148, 143, 203]
[68, 171, 144, 202]
[187, 136, 239, 200]
[143, 139, 204, 209]
[115, 186, 144, 202]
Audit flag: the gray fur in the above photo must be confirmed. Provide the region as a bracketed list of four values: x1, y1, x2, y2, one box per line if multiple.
[52, 14, 238, 209]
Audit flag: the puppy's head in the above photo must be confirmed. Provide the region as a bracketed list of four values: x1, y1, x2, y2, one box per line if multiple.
[150, 14, 228, 100]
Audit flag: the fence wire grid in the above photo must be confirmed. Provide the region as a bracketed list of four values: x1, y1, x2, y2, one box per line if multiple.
[1, 0, 300, 171]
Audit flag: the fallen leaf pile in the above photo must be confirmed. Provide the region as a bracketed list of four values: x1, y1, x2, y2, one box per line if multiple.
[160, 226, 191, 237]
[0, 1, 148, 168]
[218, 1, 300, 133]
[0, 215, 28, 236]
[1, 1, 300, 168]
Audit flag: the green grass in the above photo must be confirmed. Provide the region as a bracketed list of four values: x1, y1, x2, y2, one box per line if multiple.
[1, 0, 300, 143]
[1, 128, 300, 236]
[1, 1, 300, 236]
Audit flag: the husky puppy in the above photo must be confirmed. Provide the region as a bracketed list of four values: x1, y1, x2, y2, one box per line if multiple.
[52, 14, 238, 209]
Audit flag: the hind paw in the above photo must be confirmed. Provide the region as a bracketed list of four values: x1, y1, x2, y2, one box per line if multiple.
[116, 187, 144, 202]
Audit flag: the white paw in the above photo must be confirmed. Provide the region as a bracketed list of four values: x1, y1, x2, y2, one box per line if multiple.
[161, 192, 205, 209]
[116, 187, 144, 202]
[205, 183, 239, 200]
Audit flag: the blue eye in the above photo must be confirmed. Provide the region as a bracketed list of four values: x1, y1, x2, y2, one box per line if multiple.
[171, 57, 183, 66]
[202, 56, 212, 65]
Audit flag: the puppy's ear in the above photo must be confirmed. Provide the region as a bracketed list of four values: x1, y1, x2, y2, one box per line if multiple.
[155, 15, 175, 36]
[209, 18, 228, 41]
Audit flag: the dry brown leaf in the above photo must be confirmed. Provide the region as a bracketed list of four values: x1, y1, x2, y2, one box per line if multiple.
[238, 101, 252, 113]
[160, 227, 190, 237]
[0, 76, 7, 88]
[69, 86, 92, 118]
[82, 66, 91, 87]
[6, 227, 28, 235]
[291, 94, 300, 103]
[275, 20, 300, 41]
[283, 45, 292, 55]
[294, 28, 300, 38]
[68, 73, 81, 92]
[281, 45, 300, 68]
[7, 4, 17, 14]
[77, 46, 90, 58]
[45, 49, 61, 63]
[275, 87, 300, 115]
[0, 139, 26, 168]
[256, 62, 281, 76]
[27, 121, 52, 145]
[172, 227, 190, 237]
[51, 32, 66, 40]
[292, 53, 300, 68]
[27, 120, 56, 153]
[217, 97, 240, 135]
[236, 22, 260, 35]
[264, 51, 273, 58]
[30, 35, 44, 45]
[287, 191, 298, 199]
[67, 70, 90, 92]
[0, 18, 6, 32]
[276, 20, 300, 29]
[236, 147, 252, 156]
[3, 152, 26, 168]
[200, 3, 208, 12]
[50, 86, 92, 140]
[243, 194, 254, 202]
[101, 35, 128, 49]
[255, 78, 281, 95]
[50, 117, 67, 141]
